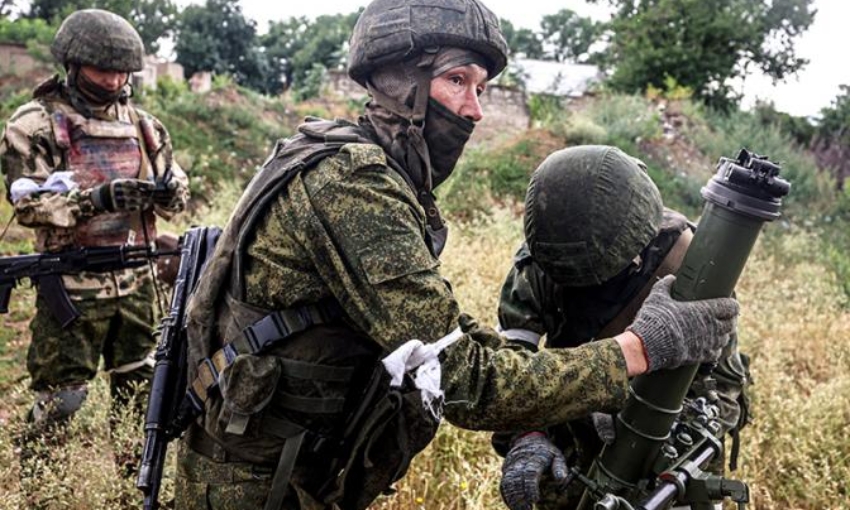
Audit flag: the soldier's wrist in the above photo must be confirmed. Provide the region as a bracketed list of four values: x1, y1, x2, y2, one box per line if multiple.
[616, 330, 649, 376]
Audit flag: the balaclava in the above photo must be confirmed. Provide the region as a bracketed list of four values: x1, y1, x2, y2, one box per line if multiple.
[361, 47, 487, 255]
[66, 64, 129, 117]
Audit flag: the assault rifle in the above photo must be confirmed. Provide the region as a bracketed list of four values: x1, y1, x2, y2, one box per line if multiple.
[137, 226, 221, 510]
[570, 150, 790, 510]
[0, 244, 178, 327]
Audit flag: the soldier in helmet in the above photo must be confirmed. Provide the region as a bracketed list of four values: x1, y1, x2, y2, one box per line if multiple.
[0, 9, 189, 459]
[174, 1, 737, 509]
[496, 146, 750, 510]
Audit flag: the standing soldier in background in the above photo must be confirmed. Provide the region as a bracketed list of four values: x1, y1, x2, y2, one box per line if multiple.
[174, 1, 737, 509]
[0, 8, 188, 471]
[496, 146, 750, 510]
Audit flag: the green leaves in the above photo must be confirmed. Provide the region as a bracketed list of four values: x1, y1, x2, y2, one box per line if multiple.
[601, 0, 816, 109]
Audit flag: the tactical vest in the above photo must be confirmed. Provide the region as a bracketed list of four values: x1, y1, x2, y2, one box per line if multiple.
[184, 118, 439, 510]
[45, 98, 157, 247]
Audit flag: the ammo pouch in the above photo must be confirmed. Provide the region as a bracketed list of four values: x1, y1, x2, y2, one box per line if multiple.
[195, 292, 439, 510]
[318, 366, 440, 510]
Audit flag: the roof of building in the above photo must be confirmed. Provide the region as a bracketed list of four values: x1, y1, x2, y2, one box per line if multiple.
[513, 58, 603, 97]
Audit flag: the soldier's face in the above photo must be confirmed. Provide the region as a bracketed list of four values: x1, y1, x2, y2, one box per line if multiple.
[429, 64, 489, 123]
[79, 66, 129, 93]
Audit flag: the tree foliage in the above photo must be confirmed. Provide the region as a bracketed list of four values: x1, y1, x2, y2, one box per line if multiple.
[818, 85, 850, 142]
[539, 9, 602, 63]
[591, 0, 816, 109]
[499, 18, 543, 59]
[25, 0, 177, 54]
[174, 0, 279, 94]
[811, 85, 850, 187]
[262, 11, 359, 94]
[0, 16, 54, 46]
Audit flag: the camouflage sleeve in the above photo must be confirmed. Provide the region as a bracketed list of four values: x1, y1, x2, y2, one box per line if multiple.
[289, 144, 459, 350]
[283, 144, 630, 432]
[497, 244, 548, 348]
[0, 101, 84, 227]
[442, 331, 630, 431]
[143, 111, 190, 219]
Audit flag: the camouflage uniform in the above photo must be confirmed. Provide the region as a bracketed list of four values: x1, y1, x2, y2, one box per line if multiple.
[0, 11, 189, 424]
[176, 125, 631, 510]
[496, 216, 750, 508]
[495, 146, 750, 509]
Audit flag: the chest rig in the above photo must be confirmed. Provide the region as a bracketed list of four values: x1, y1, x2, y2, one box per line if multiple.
[46, 99, 157, 247]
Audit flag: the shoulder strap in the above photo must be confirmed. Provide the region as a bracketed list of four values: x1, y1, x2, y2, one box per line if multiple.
[185, 120, 375, 379]
[596, 227, 693, 339]
[128, 107, 154, 181]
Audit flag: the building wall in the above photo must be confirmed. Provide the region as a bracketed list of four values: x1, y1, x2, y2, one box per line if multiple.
[472, 84, 529, 146]
[0, 44, 40, 75]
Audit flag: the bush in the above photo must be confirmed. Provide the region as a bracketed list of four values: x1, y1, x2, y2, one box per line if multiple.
[685, 108, 836, 220]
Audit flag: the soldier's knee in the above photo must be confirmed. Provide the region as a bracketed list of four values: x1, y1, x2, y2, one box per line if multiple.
[29, 384, 89, 425]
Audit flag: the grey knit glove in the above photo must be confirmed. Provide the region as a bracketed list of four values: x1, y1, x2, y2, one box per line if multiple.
[500, 432, 567, 510]
[90, 178, 156, 212]
[629, 275, 738, 372]
[591, 412, 616, 445]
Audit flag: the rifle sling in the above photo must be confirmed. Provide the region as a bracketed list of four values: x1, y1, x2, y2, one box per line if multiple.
[264, 431, 306, 510]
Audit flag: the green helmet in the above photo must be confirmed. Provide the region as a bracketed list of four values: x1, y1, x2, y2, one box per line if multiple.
[524, 145, 664, 287]
[51, 9, 144, 72]
[347, 0, 508, 86]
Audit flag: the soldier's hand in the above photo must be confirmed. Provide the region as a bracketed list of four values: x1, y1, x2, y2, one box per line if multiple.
[90, 178, 156, 212]
[152, 178, 185, 211]
[629, 275, 738, 372]
[500, 432, 567, 510]
[591, 412, 616, 445]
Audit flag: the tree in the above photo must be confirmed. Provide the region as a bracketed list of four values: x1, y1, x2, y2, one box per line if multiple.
[174, 0, 279, 94]
[26, 0, 177, 54]
[1, 0, 18, 18]
[261, 11, 359, 94]
[811, 85, 850, 188]
[590, 0, 815, 109]
[499, 18, 544, 59]
[539, 9, 602, 63]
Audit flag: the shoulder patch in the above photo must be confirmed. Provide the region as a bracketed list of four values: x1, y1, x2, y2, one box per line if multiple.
[338, 143, 386, 172]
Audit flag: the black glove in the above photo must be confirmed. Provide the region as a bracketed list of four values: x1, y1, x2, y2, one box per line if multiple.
[500, 432, 567, 510]
[90, 178, 156, 212]
[152, 178, 184, 210]
[630, 275, 738, 372]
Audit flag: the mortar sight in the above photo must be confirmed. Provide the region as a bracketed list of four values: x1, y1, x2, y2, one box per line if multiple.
[702, 148, 790, 221]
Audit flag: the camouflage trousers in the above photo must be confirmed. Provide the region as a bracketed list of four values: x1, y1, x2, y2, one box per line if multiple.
[175, 443, 333, 510]
[27, 279, 159, 407]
